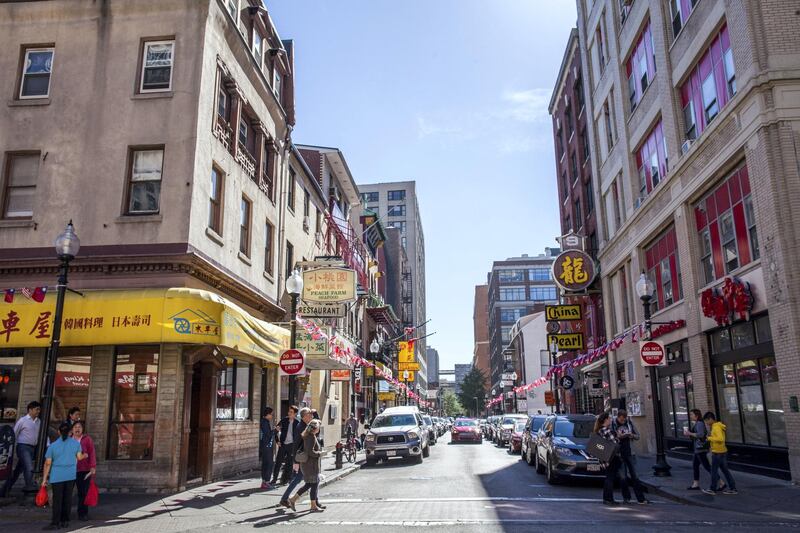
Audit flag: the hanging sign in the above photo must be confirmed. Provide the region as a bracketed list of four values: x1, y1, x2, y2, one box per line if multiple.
[545, 305, 582, 321]
[547, 333, 585, 351]
[544, 391, 555, 406]
[560, 375, 575, 390]
[302, 267, 357, 303]
[330, 369, 351, 381]
[640, 341, 665, 366]
[552, 250, 597, 292]
[297, 303, 348, 318]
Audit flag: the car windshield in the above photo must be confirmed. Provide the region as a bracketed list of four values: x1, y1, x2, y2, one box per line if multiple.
[502, 417, 523, 425]
[372, 414, 417, 428]
[532, 418, 545, 431]
[423, 416, 432, 424]
[554, 420, 594, 438]
[455, 419, 476, 426]
[515, 422, 526, 432]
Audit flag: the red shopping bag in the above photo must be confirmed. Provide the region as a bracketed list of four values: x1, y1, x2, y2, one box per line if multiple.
[35, 485, 48, 507]
[84, 478, 98, 507]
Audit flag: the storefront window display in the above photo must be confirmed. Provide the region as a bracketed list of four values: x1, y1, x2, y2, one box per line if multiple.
[108, 345, 159, 460]
[53, 348, 91, 433]
[0, 350, 23, 423]
[216, 358, 252, 421]
[658, 340, 694, 441]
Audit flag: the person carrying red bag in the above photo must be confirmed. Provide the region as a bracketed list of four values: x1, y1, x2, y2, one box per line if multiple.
[71, 421, 97, 520]
[41, 422, 86, 530]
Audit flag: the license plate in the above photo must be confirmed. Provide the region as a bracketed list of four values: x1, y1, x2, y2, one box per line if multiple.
[587, 464, 601, 472]
[385, 450, 396, 456]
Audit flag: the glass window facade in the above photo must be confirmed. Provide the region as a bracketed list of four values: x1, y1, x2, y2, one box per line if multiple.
[530, 286, 557, 301]
[216, 358, 252, 421]
[109, 346, 159, 460]
[498, 269, 525, 282]
[0, 350, 23, 423]
[53, 348, 91, 430]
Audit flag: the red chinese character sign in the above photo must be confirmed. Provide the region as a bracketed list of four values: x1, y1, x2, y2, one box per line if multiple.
[552, 250, 597, 292]
[701, 277, 753, 326]
[279, 349, 306, 377]
[640, 340, 665, 366]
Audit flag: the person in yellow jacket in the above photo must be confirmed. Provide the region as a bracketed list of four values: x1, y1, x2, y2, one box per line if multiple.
[701, 412, 737, 495]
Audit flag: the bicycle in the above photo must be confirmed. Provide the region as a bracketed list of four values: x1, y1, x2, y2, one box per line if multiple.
[343, 431, 358, 463]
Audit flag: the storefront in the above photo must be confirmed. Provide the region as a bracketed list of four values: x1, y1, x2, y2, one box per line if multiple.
[658, 339, 694, 455]
[0, 288, 289, 491]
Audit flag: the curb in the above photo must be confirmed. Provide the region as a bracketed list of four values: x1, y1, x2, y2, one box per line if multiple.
[319, 459, 365, 489]
[639, 480, 707, 508]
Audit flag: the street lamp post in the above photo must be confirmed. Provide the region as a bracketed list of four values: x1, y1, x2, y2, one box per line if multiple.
[491, 388, 496, 414]
[636, 272, 672, 477]
[473, 396, 479, 418]
[285, 268, 303, 409]
[548, 339, 561, 414]
[36, 221, 80, 473]
[370, 338, 381, 420]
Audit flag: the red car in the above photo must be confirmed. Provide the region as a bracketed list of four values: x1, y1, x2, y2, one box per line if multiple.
[451, 418, 482, 443]
[510, 421, 527, 453]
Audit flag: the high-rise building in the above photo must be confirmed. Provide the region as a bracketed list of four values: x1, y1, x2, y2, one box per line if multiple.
[358, 181, 427, 391]
[454, 363, 472, 395]
[426, 347, 440, 390]
[574, 0, 800, 480]
[472, 285, 491, 390]
[486, 249, 559, 405]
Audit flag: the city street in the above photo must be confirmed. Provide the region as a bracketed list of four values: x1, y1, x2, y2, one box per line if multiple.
[5, 434, 800, 532]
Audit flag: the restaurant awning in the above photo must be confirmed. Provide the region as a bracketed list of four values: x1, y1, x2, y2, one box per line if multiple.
[0, 288, 289, 364]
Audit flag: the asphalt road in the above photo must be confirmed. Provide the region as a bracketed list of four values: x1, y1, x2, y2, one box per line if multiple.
[5, 434, 800, 532]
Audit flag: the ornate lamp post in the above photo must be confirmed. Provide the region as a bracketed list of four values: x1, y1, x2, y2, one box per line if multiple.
[370, 338, 381, 419]
[285, 268, 303, 408]
[635, 272, 671, 477]
[549, 339, 561, 414]
[36, 221, 80, 472]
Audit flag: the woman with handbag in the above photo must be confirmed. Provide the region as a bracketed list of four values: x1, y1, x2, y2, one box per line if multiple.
[288, 419, 324, 512]
[71, 421, 97, 520]
[593, 411, 635, 506]
[41, 422, 86, 530]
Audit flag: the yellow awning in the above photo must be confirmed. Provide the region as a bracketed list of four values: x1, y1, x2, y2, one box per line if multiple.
[0, 288, 289, 364]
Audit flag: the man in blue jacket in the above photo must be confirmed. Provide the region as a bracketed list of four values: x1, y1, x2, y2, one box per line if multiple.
[260, 407, 275, 489]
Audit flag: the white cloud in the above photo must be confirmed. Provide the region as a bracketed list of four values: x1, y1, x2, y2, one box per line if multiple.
[500, 88, 552, 123]
[416, 116, 463, 139]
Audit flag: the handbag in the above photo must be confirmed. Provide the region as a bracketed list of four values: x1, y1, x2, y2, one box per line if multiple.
[35, 485, 48, 507]
[294, 450, 309, 463]
[587, 432, 618, 463]
[84, 478, 99, 507]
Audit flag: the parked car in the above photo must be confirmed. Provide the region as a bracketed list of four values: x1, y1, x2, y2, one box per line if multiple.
[521, 415, 549, 466]
[509, 420, 527, 453]
[422, 414, 437, 445]
[434, 417, 446, 436]
[534, 414, 604, 484]
[364, 406, 430, 466]
[497, 414, 528, 446]
[487, 415, 501, 441]
[451, 418, 482, 443]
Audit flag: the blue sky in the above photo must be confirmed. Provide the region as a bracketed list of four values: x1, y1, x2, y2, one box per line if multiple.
[267, 1, 577, 372]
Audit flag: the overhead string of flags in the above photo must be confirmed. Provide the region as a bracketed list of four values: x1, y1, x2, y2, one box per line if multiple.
[486, 319, 686, 408]
[296, 315, 431, 408]
[3, 286, 49, 303]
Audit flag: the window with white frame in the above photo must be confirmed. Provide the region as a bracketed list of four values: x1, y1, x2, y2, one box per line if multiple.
[127, 148, 164, 214]
[140, 40, 174, 92]
[19, 47, 54, 99]
[2, 152, 40, 219]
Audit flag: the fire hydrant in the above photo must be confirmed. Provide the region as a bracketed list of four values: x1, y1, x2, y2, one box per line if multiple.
[334, 441, 343, 469]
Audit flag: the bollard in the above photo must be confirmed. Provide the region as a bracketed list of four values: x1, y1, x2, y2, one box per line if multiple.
[334, 441, 343, 469]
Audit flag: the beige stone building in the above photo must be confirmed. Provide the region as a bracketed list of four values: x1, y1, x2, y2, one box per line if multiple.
[574, 0, 800, 479]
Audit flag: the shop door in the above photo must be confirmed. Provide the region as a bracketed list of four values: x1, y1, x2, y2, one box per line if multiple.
[187, 364, 201, 481]
[187, 362, 215, 483]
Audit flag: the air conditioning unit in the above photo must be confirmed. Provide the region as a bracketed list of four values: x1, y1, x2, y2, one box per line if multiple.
[681, 139, 693, 155]
[302, 215, 310, 231]
[634, 196, 647, 209]
[329, 186, 341, 202]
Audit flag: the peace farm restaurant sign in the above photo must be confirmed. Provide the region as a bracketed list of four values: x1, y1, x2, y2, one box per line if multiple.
[302, 268, 357, 303]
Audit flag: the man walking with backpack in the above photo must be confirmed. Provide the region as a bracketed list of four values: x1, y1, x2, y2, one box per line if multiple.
[702, 412, 738, 495]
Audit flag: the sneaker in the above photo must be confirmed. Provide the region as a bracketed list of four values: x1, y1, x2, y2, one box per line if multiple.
[260, 482, 270, 490]
[637, 500, 651, 505]
[702, 489, 717, 495]
[603, 500, 619, 506]
[723, 489, 738, 495]
[687, 485, 700, 490]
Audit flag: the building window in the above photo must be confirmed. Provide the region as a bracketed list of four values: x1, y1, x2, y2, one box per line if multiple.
[635, 120, 667, 198]
[239, 196, 251, 257]
[574, 76, 585, 112]
[561, 172, 568, 201]
[0, 350, 23, 423]
[626, 22, 656, 111]
[126, 147, 164, 214]
[645, 226, 682, 311]
[556, 124, 565, 158]
[388, 205, 406, 216]
[253, 31, 263, 69]
[209, 165, 223, 234]
[565, 105, 573, 136]
[680, 24, 734, 141]
[694, 163, 757, 283]
[315, 207, 322, 234]
[620, 264, 632, 327]
[387, 220, 407, 235]
[217, 82, 231, 123]
[530, 286, 557, 301]
[596, 21, 606, 70]
[570, 153, 578, 183]
[285, 241, 294, 279]
[580, 129, 590, 162]
[498, 287, 526, 301]
[670, 0, 700, 39]
[362, 192, 378, 204]
[498, 270, 525, 283]
[500, 308, 526, 323]
[528, 268, 550, 281]
[216, 358, 252, 421]
[53, 349, 91, 433]
[18, 47, 54, 99]
[574, 198, 583, 228]
[303, 189, 310, 218]
[2, 152, 40, 219]
[264, 220, 274, 275]
[287, 167, 295, 211]
[272, 68, 283, 103]
[500, 326, 512, 344]
[388, 190, 406, 201]
[612, 179, 622, 230]
[603, 95, 615, 150]
[139, 40, 174, 93]
[108, 346, 159, 460]
[585, 180, 594, 214]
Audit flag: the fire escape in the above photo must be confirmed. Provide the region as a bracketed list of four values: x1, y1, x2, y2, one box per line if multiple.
[401, 270, 413, 328]
[324, 205, 369, 289]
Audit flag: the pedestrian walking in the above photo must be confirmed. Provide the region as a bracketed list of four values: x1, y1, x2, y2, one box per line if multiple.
[71, 421, 96, 521]
[702, 412, 738, 495]
[611, 409, 649, 504]
[1, 401, 41, 497]
[271, 406, 301, 485]
[287, 419, 324, 512]
[594, 412, 646, 506]
[41, 421, 86, 530]
[65, 407, 81, 433]
[278, 407, 313, 509]
[685, 409, 715, 490]
[260, 407, 276, 490]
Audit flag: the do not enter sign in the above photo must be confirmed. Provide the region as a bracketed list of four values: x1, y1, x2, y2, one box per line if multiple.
[280, 349, 306, 376]
[640, 341, 665, 366]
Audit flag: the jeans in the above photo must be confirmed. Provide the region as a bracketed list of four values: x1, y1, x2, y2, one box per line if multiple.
[692, 452, 711, 482]
[2, 443, 36, 494]
[75, 471, 91, 518]
[261, 447, 274, 483]
[272, 443, 296, 483]
[51, 480, 74, 525]
[619, 454, 646, 502]
[296, 482, 318, 501]
[280, 470, 303, 501]
[710, 452, 736, 491]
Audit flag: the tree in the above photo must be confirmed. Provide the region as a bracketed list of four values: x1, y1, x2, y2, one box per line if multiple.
[457, 367, 488, 417]
[441, 390, 463, 417]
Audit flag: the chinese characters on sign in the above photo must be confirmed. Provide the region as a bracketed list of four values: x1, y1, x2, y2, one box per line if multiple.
[302, 268, 357, 303]
[552, 250, 597, 292]
[1, 309, 155, 345]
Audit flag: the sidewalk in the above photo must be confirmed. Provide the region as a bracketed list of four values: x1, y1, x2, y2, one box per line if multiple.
[636, 454, 800, 520]
[0, 449, 364, 527]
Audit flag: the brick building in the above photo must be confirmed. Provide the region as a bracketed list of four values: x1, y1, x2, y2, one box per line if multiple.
[472, 284, 491, 393]
[574, 0, 800, 479]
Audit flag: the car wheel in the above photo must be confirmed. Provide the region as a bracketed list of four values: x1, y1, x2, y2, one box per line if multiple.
[422, 444, 430, 458]
[366, 457, 377, 467]
[414, 452, 424, 464]
[546, 456, 559, 485]
[535, 449, 545, 474]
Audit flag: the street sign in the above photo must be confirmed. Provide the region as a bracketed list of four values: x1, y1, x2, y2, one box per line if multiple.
[501, 372, 517, 381]
[297, 302, 348, 318]
[399, 362, 420, 372]
[330, 369, 351, 381]
[552, 250, 597, 292]
[279, 349, 306, 376]
[547, 333, 585, 351]
[398, 341, 415, 363]
[546, 321, 561, 334]
[545, 304, 582, 321]
[640, 340, 666, 366]
[302, 267, 357, 303]
[544, 391, 555, 406]
[560, 375, 575, 390]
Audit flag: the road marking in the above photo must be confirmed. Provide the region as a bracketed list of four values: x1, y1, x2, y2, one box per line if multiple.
[319, 496, 603, 503]
[270, 519, 800, 527]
